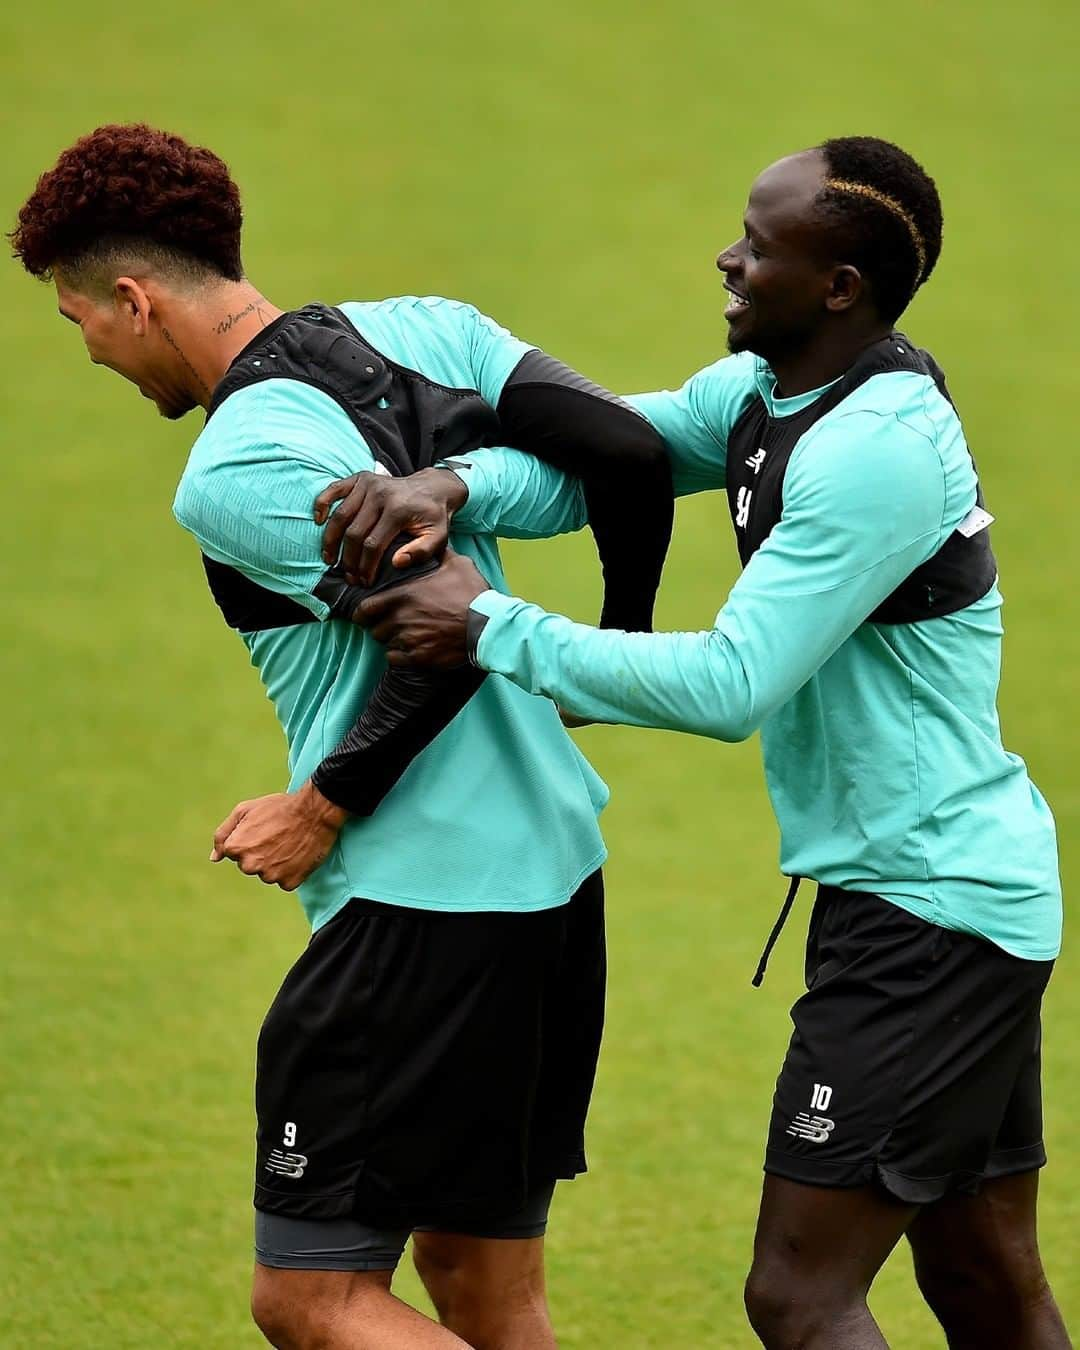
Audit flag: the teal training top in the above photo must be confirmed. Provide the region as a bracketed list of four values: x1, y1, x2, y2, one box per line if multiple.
[173, 297, 608, 931]
[451, 350, 1061, 961]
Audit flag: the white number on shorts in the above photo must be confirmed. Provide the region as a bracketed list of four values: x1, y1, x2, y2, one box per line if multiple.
[810, 1083, 833, 1111]
[283, 1121, 297, 1147]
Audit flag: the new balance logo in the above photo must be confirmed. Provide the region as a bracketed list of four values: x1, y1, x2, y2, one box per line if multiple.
[735, 485, 753, 528]
[265, 1149, 309, 1179]
[786, 1113, 835, 1144]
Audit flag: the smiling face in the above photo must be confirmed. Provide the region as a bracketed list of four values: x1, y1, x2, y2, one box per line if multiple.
[717, 150, 861, 363]
[54, 274, 199, 421]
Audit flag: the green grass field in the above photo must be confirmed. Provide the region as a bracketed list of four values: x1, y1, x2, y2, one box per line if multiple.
[3, 2, 1079, 1344]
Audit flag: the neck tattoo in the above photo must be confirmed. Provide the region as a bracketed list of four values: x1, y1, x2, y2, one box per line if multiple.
[161, 325, 211, 395]
[212, 298, 271, 337]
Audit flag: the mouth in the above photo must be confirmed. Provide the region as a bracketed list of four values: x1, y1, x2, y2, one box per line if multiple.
[723, 282, 751, 322]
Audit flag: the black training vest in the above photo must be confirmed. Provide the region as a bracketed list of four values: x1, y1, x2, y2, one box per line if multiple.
[199, 303, 502, 632]
[724, 334, 996, 625]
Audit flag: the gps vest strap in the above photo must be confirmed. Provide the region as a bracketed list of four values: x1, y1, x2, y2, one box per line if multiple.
[198, 304, 495, 816]
[203, 304, 501, 631]
[724, 335, 997, 625]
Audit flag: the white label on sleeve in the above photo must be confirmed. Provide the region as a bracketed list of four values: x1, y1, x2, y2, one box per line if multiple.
[956, 505, 995, 538]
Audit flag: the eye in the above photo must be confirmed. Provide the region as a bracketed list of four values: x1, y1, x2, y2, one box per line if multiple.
[746, 237, 763, 261]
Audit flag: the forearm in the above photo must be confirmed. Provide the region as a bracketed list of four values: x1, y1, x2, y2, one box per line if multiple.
[466, 507, 945, 740]
[468, 592, 759, 741]
[311, 664, 486, 814]
[445, 450, 588, 539]
[311, 538, 486, 816]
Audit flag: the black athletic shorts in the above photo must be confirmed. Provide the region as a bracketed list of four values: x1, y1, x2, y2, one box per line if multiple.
[254, 870, 605, 1231]
[766, 886, 1053, 1204]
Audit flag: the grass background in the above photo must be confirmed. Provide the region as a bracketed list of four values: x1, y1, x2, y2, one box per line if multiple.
[2, 1, 1078, 1344]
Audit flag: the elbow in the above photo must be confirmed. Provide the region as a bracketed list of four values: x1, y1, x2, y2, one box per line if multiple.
[672, 692, 758, 744]
[692, 633, 761, 743]
[623, 420, 673, 485]
[709, 711, 758, 744]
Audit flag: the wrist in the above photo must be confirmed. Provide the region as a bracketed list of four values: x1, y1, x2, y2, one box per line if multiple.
[298, 778, 349, 829]
[431, 463, 470, 517]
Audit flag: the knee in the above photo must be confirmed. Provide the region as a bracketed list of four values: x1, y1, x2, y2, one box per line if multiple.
[744, 1259, 864, 1348]
[251, 1271, 303, 1349]
[744, 1260, 808, 1346]
[250, 1270, 354, 1350]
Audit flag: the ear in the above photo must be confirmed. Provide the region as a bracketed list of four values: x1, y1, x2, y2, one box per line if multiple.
[825, 264, 862, 314]
[113, 276, 153, 336]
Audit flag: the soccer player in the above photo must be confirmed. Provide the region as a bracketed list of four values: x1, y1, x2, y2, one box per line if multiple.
[11, 123, 674, 1350]
[326, 139, 1070, 1349]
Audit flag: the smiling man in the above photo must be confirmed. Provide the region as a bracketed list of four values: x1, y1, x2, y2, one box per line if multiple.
[328, 138, 1069, 1348]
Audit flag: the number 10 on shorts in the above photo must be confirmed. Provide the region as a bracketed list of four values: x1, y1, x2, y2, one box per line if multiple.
[810, 1083, 833, 1111]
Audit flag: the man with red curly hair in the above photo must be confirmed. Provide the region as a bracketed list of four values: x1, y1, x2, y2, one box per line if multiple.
[12, 123, 677, 1350]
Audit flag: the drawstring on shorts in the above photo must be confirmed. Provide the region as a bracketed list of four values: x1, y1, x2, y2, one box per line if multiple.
[751, 875, 802, 987]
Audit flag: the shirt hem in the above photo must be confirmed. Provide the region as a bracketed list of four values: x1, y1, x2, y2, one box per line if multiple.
[308, 847, 608, 933]
[851, 889, 1061, 964]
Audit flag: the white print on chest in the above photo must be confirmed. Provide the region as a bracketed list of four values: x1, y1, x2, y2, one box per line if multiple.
[736, 448, 767, 530]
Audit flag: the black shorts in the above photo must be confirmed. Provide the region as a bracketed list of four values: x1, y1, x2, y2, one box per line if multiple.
[766, 887, 1053, 1204]
[254, 871, 605, 1231]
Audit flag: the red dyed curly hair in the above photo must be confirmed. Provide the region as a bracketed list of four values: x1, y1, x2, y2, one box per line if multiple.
[11, 123, 243, 281]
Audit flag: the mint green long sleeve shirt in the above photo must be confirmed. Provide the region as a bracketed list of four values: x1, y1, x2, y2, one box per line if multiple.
[450, 351, 1061, 961]
[173, 297, 607, 931]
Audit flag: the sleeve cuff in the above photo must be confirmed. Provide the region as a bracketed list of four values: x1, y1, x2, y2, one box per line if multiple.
[437, 458, 482, 529]
[466, 589, 521, 667]
[438, 455, 501, 531]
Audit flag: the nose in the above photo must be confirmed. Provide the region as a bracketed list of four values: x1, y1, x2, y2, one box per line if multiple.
[716, 239, 743, 273]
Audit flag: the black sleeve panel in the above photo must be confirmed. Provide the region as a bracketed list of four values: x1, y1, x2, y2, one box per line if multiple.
[498, 350, 673, 631]
[310, 532, 486, 816]
[312, 664, 485, 816]
[312, 350, 675, 816]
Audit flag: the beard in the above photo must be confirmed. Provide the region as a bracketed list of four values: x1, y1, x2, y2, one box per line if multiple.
[728, 318, 814, 366]
[727, 328, 752, 355]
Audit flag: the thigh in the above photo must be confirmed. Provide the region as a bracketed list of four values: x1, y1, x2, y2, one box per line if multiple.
[907, 1169, 1045, 1284]
[903, 1170, 1072, 1349]
[412, 1231, 547, 1291]
[752, 1174, 915, 1292]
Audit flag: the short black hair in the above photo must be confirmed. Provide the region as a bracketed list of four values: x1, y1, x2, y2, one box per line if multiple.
[816, 136, 943, 324]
